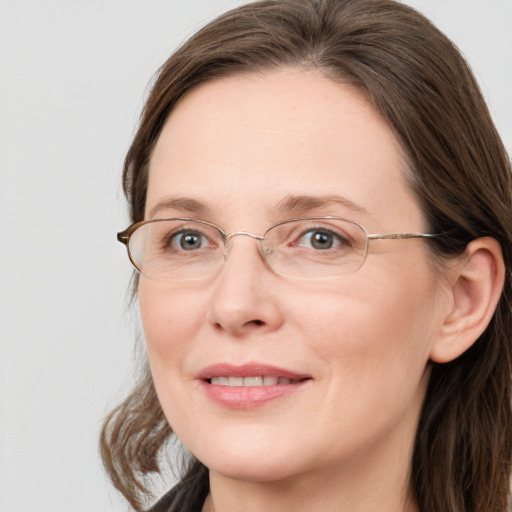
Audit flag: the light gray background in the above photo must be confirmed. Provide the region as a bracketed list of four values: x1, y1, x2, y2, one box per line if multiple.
[0, 1, 510, 511]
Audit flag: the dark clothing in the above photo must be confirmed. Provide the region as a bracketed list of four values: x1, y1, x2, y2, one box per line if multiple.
[145, 486, 207, 512]
[145, 465, 209, 512]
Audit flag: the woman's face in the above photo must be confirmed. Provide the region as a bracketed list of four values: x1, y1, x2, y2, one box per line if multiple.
[140, 69, 450, 487]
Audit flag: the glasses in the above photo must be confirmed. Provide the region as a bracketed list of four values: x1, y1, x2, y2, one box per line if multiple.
[117, 217, 437, 281]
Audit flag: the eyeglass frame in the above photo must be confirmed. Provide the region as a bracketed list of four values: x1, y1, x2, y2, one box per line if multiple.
[117, 216, 439, 280]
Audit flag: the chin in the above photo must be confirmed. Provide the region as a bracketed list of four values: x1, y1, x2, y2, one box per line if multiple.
[202, 454, 301, 484]
[185, 432, 307, 484]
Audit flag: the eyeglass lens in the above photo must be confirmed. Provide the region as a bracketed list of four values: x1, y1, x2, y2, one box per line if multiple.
[127, 218, 369, 280]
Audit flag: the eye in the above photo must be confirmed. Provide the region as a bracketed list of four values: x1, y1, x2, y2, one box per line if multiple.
[297, 229, 347, 250]
[168, 230, 211, 251]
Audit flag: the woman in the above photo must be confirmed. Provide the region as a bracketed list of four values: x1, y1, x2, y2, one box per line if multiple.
[101, 0, 512, 511]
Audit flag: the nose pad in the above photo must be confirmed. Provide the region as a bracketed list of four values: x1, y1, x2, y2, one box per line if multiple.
[208, 234, 283, 336]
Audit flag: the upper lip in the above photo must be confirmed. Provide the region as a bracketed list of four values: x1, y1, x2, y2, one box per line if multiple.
[197, 363, 311, 381]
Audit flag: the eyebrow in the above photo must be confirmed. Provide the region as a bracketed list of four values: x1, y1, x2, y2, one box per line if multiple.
[275, 194, 368, 216]
[148, 197, 210, 218]
[147, 193, 368, 220]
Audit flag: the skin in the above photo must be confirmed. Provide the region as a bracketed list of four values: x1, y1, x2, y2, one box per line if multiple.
[140, 69, 456, 512]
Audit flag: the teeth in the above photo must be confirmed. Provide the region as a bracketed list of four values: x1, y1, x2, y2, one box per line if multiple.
[243, 376, 263, 386]
[209, 376, 295, 387]
[228, 376, 244, 387]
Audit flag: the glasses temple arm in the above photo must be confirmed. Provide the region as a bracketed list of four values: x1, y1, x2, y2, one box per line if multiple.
[367, 233, 438, 240]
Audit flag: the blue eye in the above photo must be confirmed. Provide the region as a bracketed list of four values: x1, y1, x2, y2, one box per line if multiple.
[297, 229, 346, 250]
[170, 230, 210, 251]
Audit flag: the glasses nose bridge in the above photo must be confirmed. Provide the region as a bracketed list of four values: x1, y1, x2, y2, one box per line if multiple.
[222, 231, 267, 262]
[225, 231, 265, 243]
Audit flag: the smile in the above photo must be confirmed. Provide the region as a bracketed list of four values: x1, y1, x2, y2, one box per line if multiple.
[198, 363, 312, 408]
[209, 376, 301, 386]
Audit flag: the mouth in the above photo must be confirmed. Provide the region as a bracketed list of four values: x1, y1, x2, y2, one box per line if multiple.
[208, 376, 303, 386]
[198, 363, 312, 408]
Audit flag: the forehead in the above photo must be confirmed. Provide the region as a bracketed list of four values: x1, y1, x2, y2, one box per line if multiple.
[147, 69, 422, 231]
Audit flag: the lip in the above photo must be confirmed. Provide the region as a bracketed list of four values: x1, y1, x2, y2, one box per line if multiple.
[197, 363, 311, 381]
[197, 363, 312, 409]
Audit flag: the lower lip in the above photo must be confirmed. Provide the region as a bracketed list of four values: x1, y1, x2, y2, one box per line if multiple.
[200, 380, 308, 409]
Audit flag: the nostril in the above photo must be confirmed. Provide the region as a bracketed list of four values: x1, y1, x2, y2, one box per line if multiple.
[213, 318, 264, 332]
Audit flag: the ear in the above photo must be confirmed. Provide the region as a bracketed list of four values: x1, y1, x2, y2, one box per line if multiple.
[430, 237, 505, 363]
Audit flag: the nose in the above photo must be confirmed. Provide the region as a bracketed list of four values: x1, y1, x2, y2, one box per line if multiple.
[207, 235, 284, 336]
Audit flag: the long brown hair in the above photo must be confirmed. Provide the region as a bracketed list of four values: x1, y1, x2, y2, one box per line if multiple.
[101, 1, 512, 510]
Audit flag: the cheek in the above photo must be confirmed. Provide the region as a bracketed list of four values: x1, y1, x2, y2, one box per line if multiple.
[290, 276, 439, 452]
[291, 267, 440, 386]
[138, 280, 208, 364]
[138, 280, 214, 436]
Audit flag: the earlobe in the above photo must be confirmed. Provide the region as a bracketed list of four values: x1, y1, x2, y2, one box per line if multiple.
[430, 237, 505, 364]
